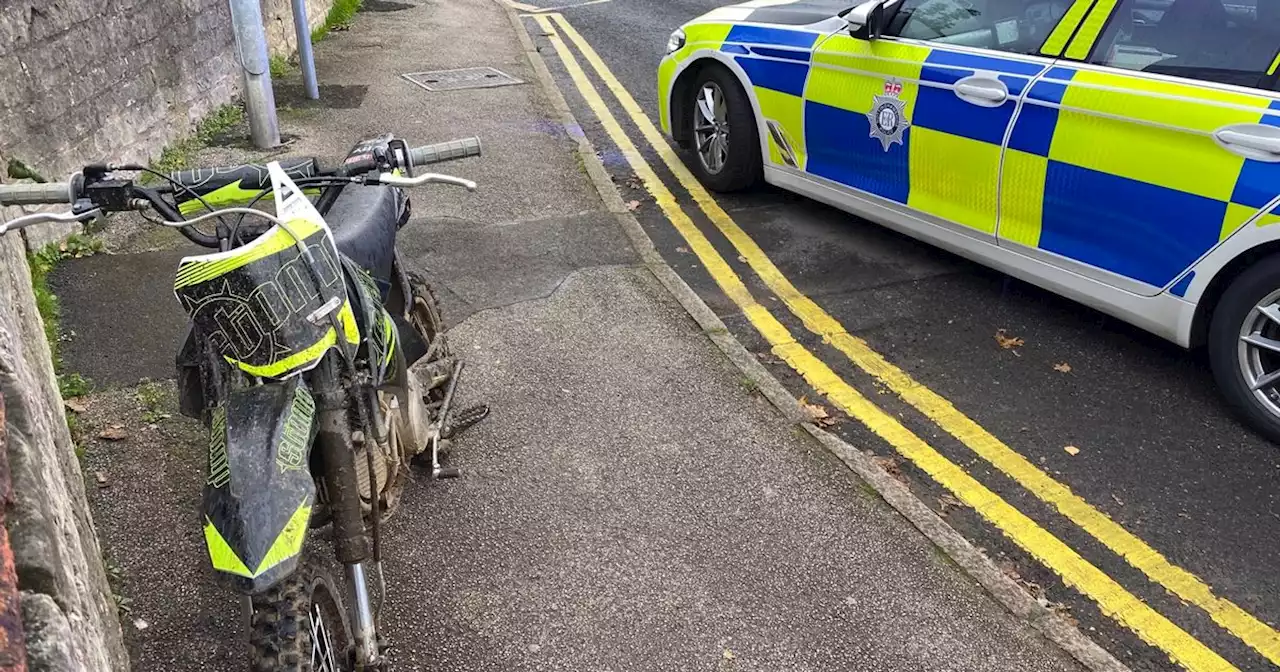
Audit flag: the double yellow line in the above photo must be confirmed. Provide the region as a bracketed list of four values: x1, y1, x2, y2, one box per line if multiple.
[533, 12, 1276, 671]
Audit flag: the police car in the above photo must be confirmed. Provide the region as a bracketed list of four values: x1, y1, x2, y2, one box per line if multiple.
[659, 0, 1280, 442]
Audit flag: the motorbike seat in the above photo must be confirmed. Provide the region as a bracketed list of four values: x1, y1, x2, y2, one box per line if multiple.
[327, 184, 400, 284]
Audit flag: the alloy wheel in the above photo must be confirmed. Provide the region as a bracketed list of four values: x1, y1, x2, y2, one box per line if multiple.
[1237, 288, 1280, 419]
[694, 82, 730, 175]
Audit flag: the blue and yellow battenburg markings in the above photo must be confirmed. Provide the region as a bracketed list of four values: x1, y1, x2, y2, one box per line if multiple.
[663, 20, 1280, 293]
[1003, 70, 1280, 288]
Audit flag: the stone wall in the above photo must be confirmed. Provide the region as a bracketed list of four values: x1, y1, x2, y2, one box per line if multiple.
[0, 0, 334, 249]
[265, 0, 337, 61]
[0, 1, 335, 668]
[0, 229, 129, 670]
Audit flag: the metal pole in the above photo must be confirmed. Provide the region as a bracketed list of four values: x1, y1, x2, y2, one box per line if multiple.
[228, 0, 281, 148]
[291, 0, 320, 100]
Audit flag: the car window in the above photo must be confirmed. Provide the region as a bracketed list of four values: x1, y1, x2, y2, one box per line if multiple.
[886, 0, 1073, 54]
[1089, 0, 1280, 89]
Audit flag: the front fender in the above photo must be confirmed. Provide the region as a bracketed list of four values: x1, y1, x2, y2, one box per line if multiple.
[202, 377, 317, 595]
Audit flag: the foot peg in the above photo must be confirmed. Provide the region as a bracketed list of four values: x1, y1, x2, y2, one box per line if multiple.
[444, 404, 489, 438]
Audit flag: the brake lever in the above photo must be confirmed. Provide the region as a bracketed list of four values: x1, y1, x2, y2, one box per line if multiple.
[0, 208, 103, 236]
[371, 172, 478, 192]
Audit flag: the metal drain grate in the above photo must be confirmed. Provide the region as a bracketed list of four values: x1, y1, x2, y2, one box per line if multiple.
[401, 67, 523, 92]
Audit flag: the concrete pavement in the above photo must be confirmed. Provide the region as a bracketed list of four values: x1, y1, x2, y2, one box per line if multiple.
[59, 0, 1092, 669]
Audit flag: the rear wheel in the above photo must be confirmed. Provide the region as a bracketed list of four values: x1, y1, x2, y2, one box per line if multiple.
[685, 65, 762, 192]
[1208, 256, 1280, 444]
[249, 561, 352, 671]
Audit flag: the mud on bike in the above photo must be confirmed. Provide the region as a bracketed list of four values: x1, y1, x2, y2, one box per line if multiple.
[0, 135, 491, 670]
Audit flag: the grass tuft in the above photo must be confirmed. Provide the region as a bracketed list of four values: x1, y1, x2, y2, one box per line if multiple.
[312, 0, 362, 41]
[150, 104, 246, 176]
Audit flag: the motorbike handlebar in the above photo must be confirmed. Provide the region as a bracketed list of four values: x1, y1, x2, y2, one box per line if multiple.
[0, 180, 76, 207]
[409, 137, 482, 167]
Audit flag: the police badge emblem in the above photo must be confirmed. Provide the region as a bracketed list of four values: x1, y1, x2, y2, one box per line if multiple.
[867, 79, 909, 151]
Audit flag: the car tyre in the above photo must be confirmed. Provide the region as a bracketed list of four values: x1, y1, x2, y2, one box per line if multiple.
[1208, 255, 1280, 444]
[685, 65, 762, 192]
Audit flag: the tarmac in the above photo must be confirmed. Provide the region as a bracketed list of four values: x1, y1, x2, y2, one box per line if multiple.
[55, 0, 1100, 668]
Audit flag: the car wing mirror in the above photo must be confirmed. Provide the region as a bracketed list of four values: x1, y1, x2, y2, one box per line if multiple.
[842, 0, 896, 39]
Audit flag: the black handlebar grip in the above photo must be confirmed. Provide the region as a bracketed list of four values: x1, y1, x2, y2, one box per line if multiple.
[408, 137, 482, 167]
[0, 182, 74, 207]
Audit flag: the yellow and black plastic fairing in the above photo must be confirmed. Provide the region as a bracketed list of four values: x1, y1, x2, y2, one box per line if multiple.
[203, 377, 318, 594]
[172, 209, 361, 380]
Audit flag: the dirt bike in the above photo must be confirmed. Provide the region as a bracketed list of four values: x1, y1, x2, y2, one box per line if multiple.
[0, 135, 490, 670]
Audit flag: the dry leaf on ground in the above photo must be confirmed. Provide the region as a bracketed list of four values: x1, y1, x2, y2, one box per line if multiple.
[64, 398, 87, 413]
[801, 400, 837, 428]
[1052, 362, 1072, 373]
[98, 424, 128, 441]
[937, 493, 964, 515]
[94, 471, 109, 488]
[625, 200, 641, 211]
[994, 329, 1025, 351]
[1063, 445, 1080, 456]
[873, 455, 908, 484]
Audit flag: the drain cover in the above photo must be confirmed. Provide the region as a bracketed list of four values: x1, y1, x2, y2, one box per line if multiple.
[402, 67, 523, 92]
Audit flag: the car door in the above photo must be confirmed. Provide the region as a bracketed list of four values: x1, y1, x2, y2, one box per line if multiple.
[996, 0, 1280, 296]
[801, 0, 1071, 238]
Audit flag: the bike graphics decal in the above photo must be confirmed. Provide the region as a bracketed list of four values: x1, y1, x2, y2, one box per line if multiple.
[171, 157, 320, 215]
[173, 163, 360, 379]
[202, 378, 318, 592]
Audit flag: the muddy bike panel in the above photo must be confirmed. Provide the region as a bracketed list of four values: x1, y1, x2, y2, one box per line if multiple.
[173, 163, 361, 379]
[202, 378, 317, 594]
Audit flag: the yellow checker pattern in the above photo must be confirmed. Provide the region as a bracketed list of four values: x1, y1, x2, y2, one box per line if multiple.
[659, 12, 1280, 292]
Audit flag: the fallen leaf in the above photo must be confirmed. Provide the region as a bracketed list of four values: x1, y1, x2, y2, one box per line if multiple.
[1049, 601, 1079, 627]
[95, 471, 109, 488]
[1063, 445, 1080, 456]
[722, 649, 736, 660]
[133, 618, 148, 630]
[873, 455, 908, 484]
[801, 400, 837, 428]
[625, 200, 641, 211]
[994, 329, 1025, 351]
[63, 398, 87, 413]
[98, 425, 128, 441]
[937, 493, 963, 515]
[1052, 362, 1072, 373]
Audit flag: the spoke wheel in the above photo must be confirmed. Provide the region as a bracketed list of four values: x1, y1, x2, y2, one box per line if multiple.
[250, 560, 352, 672]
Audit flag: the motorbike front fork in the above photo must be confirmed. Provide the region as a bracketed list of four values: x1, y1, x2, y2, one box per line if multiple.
[313, 359, 383, 668]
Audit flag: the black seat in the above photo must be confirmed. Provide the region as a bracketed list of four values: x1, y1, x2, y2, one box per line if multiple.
[327, 184, 400, 284]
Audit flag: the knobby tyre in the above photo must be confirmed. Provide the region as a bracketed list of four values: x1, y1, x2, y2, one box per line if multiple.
[249, 559, 352, 672]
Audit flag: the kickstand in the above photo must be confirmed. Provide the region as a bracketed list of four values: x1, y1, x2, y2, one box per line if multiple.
[422, 360, 490, 480]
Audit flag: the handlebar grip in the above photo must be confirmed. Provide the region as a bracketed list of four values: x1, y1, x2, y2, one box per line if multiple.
[0, 182, 74, 207]
[409, 137, 482, 167]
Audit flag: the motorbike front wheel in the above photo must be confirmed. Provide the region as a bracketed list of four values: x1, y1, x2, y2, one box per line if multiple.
[249, 560, 352, 671]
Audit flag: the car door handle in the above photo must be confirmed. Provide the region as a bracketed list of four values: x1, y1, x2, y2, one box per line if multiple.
[954, 75, 1008, 108]
[1215, 124, 1280, 163]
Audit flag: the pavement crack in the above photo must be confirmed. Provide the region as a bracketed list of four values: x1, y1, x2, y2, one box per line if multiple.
[449, 263, 643, 329]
